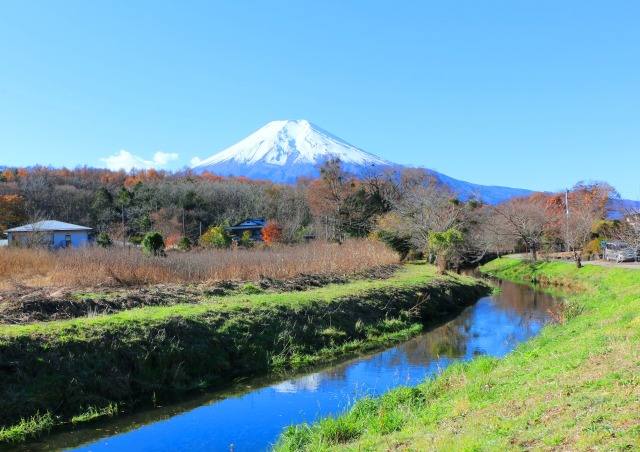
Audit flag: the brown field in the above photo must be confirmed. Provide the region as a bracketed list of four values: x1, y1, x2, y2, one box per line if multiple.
[0, 239, 399, 290]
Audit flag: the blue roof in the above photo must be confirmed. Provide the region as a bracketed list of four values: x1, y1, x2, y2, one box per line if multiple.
[226, 218, 266, 230]
[5, 220, 92, 233]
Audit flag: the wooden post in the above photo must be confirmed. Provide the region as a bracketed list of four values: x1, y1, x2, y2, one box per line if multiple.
[121, 203, 126, 247]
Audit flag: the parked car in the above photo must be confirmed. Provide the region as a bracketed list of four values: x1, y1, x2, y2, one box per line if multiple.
[603, 242, 638, 262]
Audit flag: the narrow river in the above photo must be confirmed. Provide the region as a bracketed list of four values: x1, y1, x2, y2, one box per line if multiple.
[24, 276, 560, 452]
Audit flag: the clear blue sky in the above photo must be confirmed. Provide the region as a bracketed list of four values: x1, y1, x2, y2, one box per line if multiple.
[1, 1, 638, 198]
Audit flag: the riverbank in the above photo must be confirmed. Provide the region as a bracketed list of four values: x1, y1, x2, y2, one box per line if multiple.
[0, 263, 490, 444]
[275, 258, 640, 450]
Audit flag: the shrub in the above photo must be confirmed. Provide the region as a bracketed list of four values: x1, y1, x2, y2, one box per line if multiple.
[584, 238, 602, 257]
[96, 232, 112, 248]
[241, 283, 265, 294]
[428, 228, 464, 273]
[177, 237, 191, 251]
[165, 234, 183, 249]
[142, 232, 165, 256]
[262, 221, 283, 244]
[240, 230, 254, 248]
[198, 225, 232, 249]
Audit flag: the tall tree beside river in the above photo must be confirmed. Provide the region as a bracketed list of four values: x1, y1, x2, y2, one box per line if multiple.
[486, 193, 556, 261]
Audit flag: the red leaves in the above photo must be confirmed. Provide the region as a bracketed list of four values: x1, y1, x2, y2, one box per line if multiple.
[262, 221, 283, 244]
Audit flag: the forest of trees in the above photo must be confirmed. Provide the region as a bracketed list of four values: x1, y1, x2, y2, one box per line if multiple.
[0, 163, 637, 271]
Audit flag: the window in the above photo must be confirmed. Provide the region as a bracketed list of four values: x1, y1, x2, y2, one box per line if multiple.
[65, 234, 71, 247]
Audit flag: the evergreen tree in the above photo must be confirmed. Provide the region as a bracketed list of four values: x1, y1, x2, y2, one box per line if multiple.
[142, 231, 165, 256]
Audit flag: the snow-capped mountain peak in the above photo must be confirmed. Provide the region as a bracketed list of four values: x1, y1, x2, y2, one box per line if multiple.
[190, 119, 534, 203]
[191, 120, 393, 182]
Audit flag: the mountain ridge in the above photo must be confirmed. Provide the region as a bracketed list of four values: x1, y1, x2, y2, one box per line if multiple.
[191, 119, 533, 203]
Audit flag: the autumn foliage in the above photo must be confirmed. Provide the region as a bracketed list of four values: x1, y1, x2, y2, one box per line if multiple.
[165, 234, 184, 249]
[0, 163, 629, 266]
[262, 221, 283, 244]
[0, 194, 27, 230]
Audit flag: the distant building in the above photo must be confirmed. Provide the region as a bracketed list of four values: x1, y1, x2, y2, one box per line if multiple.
[5, 220, 94, 248]
[226, 218, 266, 242]
[0, 239, 7, 247]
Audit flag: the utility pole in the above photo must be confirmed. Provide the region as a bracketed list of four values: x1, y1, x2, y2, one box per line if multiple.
[325, 215, 328, 240]
[122, 203, 126, 247]
[565, 189, 570, 251]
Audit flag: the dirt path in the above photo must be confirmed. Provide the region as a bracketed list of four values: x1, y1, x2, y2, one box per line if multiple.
[579, 259, 640, 269]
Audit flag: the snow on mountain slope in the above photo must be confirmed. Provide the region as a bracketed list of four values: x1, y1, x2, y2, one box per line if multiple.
[191, 119, 533, 203]
[196, 119, 393, 167]
[191, 120, 394, 182]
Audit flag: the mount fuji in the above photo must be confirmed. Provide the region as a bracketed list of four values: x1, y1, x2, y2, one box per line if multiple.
[192, 120, 393, 183]
[191, 119, 533, 203]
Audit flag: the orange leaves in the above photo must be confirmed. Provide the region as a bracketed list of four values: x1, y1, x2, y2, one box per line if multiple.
[100, 170, 128, 186]
[165, 234, 184, 249]
[306, 178, 336, 217]
[1, 169, 16, 182]
[123, 169, 169, 188]
[199, 171, 226, 183]
[262, 221, 283, 244]
[0, 194, 27, 230]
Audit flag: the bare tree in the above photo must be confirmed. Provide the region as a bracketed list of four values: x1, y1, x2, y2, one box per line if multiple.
[560, 182, 618, 258]
[616, 202, 640, 250]
[375, 170, 466, 260]
[19, 170, 54, 219]
[488, 193, 557, 261]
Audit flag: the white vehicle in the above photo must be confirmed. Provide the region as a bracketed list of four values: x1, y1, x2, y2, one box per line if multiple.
[603, 242, 638, 262]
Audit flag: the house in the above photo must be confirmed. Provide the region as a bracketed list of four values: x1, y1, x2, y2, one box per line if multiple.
[5, 220, 94, 248]
[225, 218, 266, 242]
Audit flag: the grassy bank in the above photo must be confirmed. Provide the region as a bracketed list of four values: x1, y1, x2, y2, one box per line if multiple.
[275, 259, 640, 451]
[0, 263, 489, 444]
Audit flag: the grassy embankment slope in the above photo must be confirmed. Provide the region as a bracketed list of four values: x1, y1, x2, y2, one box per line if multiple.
[275, 259, 640, 451]
[0, 263, 490, 444]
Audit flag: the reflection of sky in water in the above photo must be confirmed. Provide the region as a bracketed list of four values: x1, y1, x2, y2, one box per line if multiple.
[69, 282, 556, 452]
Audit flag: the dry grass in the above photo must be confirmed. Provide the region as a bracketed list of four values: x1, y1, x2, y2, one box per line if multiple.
[0, 239, 399, 289]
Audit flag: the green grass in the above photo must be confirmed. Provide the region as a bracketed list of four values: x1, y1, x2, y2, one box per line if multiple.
[274, 259, 640, 451]
[0, 264, 473, 337]
[71, 403, 118, 424]
[0, 262, 490, 443]
[0, 412, 53, 444]
[240, 283, 266, 295]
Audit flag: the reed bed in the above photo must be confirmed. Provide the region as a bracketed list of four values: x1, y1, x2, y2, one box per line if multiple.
[0, 239, 399, 289]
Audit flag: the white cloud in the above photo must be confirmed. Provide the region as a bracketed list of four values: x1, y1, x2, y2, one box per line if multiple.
[190, 156, 202, 166]
[99, 150, 180, 171]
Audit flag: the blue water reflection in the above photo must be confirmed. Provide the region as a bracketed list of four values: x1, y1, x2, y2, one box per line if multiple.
[63, 279, 556, 451]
